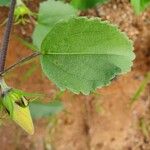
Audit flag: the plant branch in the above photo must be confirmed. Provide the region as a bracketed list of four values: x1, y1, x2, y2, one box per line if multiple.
[0, 52, 40, 76]
[0, 0, 16, 73]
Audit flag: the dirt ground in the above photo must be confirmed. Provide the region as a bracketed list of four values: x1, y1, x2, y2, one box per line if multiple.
[0, 0, 150, 150]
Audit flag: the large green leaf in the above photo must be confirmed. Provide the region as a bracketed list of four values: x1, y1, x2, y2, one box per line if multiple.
[40, 17, 135, 95]
[131, 0, 150, 14]
[29, 100, 63, 119]
[32, 0, 77, 49]
[71, 0, 108, 10]
[0, 0, 10, 6]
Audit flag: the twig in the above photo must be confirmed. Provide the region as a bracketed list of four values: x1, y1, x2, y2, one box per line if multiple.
[0, 0, 16, 72]
[0, 52, 40, 76]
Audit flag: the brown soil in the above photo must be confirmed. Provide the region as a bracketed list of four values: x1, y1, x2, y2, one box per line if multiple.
[0, 0, 150, 150]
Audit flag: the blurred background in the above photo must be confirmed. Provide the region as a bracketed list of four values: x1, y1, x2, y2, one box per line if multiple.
[0, 0, 150, 149]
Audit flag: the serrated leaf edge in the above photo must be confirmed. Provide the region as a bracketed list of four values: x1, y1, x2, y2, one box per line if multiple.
[41, 17, 135, 95]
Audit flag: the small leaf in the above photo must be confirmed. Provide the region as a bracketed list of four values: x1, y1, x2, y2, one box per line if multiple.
[0, 99, 5, 115]
[2, 93, 14, 117]
[29, 100, 63, 119]
[71, 0, 108, 10]
[40, 17, 135, 95]
[131, 0, 150, 14]
[32, 0, 77, 49]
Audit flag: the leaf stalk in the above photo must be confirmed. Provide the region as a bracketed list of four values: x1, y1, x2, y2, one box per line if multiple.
[0, 0, 16, 73]
[0, 52, 40, 76]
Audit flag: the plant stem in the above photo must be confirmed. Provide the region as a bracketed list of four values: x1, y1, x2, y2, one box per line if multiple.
[0, 52, 40, 75]
[0, 0, 16, 73]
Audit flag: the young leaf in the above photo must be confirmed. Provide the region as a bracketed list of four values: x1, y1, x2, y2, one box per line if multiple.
[71, 0, 108, 10]
[40, 17, 135, 95]
[29, 100, 63, 119]
[131, 0, 150, 14]
[0, 0, 10, 6]
[32, 0, 77, 49]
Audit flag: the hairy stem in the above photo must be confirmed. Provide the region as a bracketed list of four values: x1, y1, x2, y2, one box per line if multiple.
[0, 52, 40, 75]
[0, 0, 16, 72]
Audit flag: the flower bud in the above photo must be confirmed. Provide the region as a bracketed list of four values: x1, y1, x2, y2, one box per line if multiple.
[14, 0, 35, 24]
[0, 79, 34, 135]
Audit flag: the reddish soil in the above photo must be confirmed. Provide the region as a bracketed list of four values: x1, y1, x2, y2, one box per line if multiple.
[0, 0, 150, 150]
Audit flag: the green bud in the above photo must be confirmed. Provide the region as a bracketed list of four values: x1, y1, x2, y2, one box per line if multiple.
[2, 89, 29, 116]
[14, 1, 35, 24]
[0, 78, 34, 134]
[1, 88, 34, 135]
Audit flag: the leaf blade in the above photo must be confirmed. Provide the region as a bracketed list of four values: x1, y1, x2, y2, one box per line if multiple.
[29, 100, 63, 119]
[32, 0, 77, 49]
[131, 0, 150, 14]
[41, 17, 135, 94]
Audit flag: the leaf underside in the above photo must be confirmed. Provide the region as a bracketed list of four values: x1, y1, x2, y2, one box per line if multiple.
[40, 17, 135, 95]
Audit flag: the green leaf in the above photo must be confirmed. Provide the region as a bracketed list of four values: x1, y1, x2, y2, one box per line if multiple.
[0, 0, 10, 6]
[131, 72, 150, 104]
[29, 100, 64, 119]
[71, 0, 108, 10]
[40, 17, 135, 95]
[32, 0, 77, 49]
[131, 0, 150, 14]
[2, 94, 14, 117]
